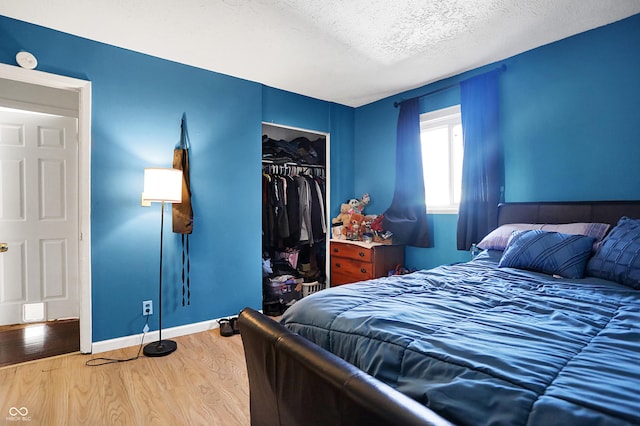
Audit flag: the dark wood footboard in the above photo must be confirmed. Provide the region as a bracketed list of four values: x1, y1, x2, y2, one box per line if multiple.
[238, 307, 452, 426]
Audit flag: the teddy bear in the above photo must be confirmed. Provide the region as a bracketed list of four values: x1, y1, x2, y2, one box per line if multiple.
[344, 213, 365, 238]
[332, 203, 352, 226]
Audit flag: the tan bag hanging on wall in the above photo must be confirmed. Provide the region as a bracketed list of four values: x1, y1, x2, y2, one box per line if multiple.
[173, 114, 193, 306]
[173, 114, 193, 234]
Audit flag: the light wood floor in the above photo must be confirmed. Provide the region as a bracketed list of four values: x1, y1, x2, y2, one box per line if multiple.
[0, 329, 250, 425]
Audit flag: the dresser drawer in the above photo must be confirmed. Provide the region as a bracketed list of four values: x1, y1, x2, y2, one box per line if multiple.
[331, 258, 375, 282]
[331, 270, 361, 286]
[330, 242, 373, 262]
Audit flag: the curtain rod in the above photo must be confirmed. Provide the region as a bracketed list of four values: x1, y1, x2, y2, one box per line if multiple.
[393, 64, 507, 108]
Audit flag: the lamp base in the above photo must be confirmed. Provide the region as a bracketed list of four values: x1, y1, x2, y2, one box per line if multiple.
[143, 339, 177, 357]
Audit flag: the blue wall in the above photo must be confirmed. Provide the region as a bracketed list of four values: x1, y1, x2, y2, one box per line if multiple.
[0, 16, 353, 342]
[354, 14, 640, 270]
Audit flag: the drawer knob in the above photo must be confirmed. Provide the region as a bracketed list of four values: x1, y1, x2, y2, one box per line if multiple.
[333, 248, 339, 253]
[336, 263, 341, 268]
[358, 252, 365, 257]
[360, 268, 367, 273]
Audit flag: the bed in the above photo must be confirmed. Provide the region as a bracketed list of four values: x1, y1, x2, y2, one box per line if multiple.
[278, 201, 640, 426]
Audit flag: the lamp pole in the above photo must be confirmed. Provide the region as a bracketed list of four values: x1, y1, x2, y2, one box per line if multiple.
[158, 199, 165, 344]
[143, 199, 177, 356]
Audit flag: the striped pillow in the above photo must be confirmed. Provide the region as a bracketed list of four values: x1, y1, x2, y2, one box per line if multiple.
[586, 217, 640, 289]
[498, 230, 596, 278]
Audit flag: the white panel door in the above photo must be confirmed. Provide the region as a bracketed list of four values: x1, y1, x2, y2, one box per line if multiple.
[0, 109, 79, 325]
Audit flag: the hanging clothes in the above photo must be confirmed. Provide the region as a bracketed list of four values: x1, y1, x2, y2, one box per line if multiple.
[284, 175, 301, 246]
[262, 164, 326, 250]
[307, 175, 326, 242]
[295, 174, 313, 244]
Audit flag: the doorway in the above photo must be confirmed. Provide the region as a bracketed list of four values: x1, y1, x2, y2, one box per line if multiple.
[261, 122, 330, 315]
[0, 63, 92, 356]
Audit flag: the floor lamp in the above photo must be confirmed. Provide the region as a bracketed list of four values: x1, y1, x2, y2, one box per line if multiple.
[142, 168, 183, 357]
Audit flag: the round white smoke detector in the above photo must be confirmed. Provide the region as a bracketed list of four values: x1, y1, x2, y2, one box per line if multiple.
[16, 51, 38, 70]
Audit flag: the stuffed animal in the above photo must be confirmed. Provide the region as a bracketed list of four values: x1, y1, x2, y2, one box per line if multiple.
[370, 214, 385, 231]
[364, 214, 378, 223]
[348, 193, 370, 215]
[332, 203, 352, 225]
[344, 213, 365, 238]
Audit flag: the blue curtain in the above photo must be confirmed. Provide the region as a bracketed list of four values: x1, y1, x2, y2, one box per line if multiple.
[456, 69, 503, 250]
[382, 97, 431, 247]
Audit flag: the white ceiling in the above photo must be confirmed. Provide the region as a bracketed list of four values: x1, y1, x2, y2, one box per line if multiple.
[2, 1, 640, 107]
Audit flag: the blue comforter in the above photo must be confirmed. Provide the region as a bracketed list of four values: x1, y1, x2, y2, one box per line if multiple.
[281, 251, 640, 426]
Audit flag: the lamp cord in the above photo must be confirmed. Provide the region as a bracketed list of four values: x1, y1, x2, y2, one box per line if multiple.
[85, 315, 150, 367]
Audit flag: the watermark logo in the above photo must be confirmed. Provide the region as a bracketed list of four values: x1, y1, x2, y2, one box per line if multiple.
[8, 408, 28, 417]
[6, 406, 31, 422]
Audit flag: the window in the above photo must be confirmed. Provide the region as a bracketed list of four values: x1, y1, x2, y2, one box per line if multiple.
[420, 105, 463, 214]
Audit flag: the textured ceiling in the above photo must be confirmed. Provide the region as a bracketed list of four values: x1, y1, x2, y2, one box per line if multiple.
[2, 0, 640, 107]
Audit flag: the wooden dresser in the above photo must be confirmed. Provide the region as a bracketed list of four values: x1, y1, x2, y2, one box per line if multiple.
[330, 240, 405, 286]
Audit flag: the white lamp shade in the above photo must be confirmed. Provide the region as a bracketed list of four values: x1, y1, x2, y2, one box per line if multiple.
[143, 168, 183, 203]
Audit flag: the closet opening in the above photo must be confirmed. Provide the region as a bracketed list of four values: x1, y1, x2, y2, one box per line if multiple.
[261, 123, 329, 316]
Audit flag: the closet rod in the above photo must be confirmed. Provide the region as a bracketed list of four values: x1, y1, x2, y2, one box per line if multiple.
[262, 160, 325, 169]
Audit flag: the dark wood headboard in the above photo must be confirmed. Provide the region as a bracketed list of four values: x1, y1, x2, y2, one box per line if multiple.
[497, 201, 640, 229]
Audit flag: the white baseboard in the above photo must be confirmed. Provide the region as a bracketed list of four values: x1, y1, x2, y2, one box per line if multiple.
[90, 317, 224, 354]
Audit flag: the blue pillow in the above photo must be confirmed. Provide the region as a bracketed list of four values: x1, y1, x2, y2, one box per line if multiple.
[586, 216, 640, 289]
[499, 230, 595, 279]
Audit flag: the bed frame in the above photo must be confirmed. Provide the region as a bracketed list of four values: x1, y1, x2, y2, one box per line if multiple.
[240, 201, 640, 426]
[238, 307, 452, 426]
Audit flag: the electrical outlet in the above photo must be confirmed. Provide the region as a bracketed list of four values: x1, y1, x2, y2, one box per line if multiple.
[142, 300, 153, 316]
